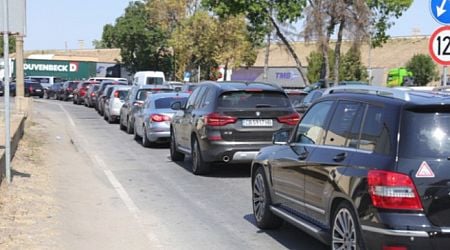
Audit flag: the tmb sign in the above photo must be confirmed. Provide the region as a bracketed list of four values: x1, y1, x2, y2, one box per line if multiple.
[429, 26, 450, 65]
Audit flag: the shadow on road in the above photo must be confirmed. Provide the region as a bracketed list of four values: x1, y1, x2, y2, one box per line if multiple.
[243, 214, 328, 250]
[11, 169, 31, 181]
[170, 156, 251, 178]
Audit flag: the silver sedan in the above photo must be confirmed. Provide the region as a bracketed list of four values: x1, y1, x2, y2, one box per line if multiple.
[133, 92, 189, 147]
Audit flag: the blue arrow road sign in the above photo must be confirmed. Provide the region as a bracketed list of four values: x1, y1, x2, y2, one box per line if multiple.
[431, 0, 450, 24]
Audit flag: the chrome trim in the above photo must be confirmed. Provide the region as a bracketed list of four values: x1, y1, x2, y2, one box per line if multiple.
[324, 85, 411, 101]
[289, 143, 373, 154]
[232, 151, 259, 161]
[270, 206, 321, 234]
[439, 228, 450, 233]
[361, 225, 429, 237]
[275, 192, 326, 215]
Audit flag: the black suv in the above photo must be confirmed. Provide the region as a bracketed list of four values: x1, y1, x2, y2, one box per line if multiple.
[170, 81, 300, 175]
[251, 85, 450, 249]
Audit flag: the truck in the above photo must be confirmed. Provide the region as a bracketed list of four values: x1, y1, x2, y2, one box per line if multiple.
[387, 67, 414, 87]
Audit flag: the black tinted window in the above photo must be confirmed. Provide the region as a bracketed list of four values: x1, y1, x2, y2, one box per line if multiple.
[146, 77, 164, 85]
[399, 111, 450, 159]
[359, 105, 391, 154]
[324, 101, 362, 147]
[116, 90, 128, 100]
[31, 83, 43, 88]
[295, 101, 333, 144]
[155, 97, 188, 109]
[218, 91, 290, 108]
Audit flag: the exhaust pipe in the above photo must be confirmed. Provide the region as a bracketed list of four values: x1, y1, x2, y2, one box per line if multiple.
[223, 156, 231, 163]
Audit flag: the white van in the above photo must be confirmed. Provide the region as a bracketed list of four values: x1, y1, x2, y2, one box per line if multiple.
[133, 71, 165, 85]
[25, 76, 65, 89]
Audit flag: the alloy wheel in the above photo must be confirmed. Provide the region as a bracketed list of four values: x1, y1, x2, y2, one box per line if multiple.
[332, 208, 357, 250]
[253, 173, 266, 222]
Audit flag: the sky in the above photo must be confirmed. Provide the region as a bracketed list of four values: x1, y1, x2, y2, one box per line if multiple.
[24, 0, 439, 50]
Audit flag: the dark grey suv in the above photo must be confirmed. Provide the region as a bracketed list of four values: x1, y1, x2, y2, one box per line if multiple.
[170, 81, 300, 175]
[251, 85, 450, 250]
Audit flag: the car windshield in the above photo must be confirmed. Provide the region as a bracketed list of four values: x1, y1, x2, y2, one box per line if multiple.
[399, 110, 450, 159]
[155, 97, 188, 109]
[218, 91, 290, 108]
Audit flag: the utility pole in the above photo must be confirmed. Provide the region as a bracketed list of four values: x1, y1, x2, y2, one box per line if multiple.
[2, 0, 12, 183]
[15, 35, 24, 98]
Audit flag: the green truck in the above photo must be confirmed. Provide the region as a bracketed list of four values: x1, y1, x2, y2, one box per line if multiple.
[387, 67, 414, 87]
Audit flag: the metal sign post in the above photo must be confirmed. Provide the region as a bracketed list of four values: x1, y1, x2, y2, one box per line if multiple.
[2, 0, 11, 183]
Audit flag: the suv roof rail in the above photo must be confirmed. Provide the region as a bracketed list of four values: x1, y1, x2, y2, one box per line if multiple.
[323, 85, 412, 101]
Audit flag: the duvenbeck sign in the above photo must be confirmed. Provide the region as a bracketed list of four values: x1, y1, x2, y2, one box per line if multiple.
[0, 0, 26, 35]
[23, 62, 79, 72]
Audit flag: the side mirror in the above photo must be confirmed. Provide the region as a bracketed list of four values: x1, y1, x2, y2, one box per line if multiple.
[171, 101, 183, 110]
[272, 130, 290, 145]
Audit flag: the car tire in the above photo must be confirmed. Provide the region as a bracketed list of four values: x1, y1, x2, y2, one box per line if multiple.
[133, 122, 140, 141]
[191, 137, 210, 175]
[331, 202, 365, 250]
[252, 166, 283, 229]
[73, 97, 76, 104]
[170, 131, 185, 162]
[126, 117, 134, 134]
[142, 127, 152, 148]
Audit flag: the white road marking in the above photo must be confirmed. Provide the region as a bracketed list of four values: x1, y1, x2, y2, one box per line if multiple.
[57, 103, 164, 248]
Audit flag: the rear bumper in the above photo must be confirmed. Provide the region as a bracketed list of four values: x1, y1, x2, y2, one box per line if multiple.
[199, 140, 271, 163]
[362, 225, 450, 250]
[147, 130, 170, 142]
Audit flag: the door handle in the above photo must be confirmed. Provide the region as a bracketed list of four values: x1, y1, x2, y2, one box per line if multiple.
[333, 152, 347, 162]
[298, 152, 309, 160]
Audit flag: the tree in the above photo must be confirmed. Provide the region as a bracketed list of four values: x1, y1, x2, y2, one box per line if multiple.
[406, 54, 438, 86]
[0, 37, 16, 57]
[98, 1, 172, 75]
[202, 0, 309, 84]
[339, 46, 368, 82]
[306, 49, 335, 83]
[170, 11, 256, 81]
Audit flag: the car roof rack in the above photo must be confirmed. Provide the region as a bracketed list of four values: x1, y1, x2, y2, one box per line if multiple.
[323, 85, 412, 101]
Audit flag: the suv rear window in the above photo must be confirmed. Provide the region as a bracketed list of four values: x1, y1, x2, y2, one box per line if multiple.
[30, 82, 43, 88]
[399, 111, 450, 159]
[218, 91, 290, 108]
[146, 77, 164, 85]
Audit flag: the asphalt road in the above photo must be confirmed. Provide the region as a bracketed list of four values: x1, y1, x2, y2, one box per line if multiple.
[32, 98, 328, 250]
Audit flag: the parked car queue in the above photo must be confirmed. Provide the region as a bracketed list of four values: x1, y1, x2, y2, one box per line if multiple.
[39, 80, 450, 249]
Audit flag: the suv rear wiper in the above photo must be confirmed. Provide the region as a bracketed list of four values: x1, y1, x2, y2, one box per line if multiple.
[255, 104, 273, 108]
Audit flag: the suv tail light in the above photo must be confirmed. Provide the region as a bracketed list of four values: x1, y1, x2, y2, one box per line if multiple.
[91, 92, 96, 97]
[29, 86, 33, 92]
[151, 114, 170, 122]
[80, 88, 87, 96]
[277, 113, 301, 126]
[205, 113, 237, 126]
[114, 91, 119, 98]
[368, 170, 423, 211]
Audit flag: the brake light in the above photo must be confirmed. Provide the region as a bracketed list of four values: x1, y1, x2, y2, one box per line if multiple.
[114, 91, 119, 98]
[205, 113, 237, 126]
[368, 170, 423, 211]
[80, 88, 87, 96]
[29, 86, 33, 92]
[91, 92, 96, 97]
[277, 113, 301, 126]
[383, 246, 408, 250]
[151, 114, 171, 122]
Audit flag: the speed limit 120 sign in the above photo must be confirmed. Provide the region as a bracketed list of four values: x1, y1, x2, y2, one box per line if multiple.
[429, 26, 450, 65]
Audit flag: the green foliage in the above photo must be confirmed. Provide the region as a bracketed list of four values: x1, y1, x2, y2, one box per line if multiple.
[0, 37, 16, 57]
[99, 1, 172, 74]
[339, 47, 368, 82]
[406, 54, 438, 86]
[170, 11, 256, 80]
[306, 49, 335, 83]
[202, 0, 307, 45]
[367, 0, 413, 47]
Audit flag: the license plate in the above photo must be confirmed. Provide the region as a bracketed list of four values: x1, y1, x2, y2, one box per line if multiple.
[242, 119, 273, 127]
[36, 89, 42, 92]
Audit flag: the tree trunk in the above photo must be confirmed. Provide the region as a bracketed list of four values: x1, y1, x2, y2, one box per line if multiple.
[223, 60, 228, 81]
[263, 31, 271, 81]
[334, 19, 345, 85]
[269, 15, 309, 86]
